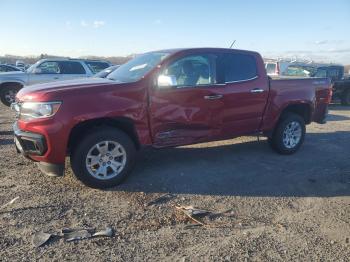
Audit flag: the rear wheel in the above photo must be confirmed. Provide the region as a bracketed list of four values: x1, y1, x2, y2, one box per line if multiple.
[0, 84, 21, 106]
[71, 128, 136, 188]
[268, 113, 306, 155]
[340, 89, 350, 106]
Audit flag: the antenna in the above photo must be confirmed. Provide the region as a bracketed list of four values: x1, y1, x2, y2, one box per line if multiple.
[229, 40, 236, 49]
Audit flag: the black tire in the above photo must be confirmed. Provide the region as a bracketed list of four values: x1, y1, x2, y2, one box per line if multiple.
[71, 127, 136, 188]
[268, 113, 306, 155]
[340, 90, 350, 106]
[0, 84, 21, 107]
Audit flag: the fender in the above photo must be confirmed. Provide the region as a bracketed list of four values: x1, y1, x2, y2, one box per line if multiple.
[261, 100, 313, 133]
[0, 80, 26, 87]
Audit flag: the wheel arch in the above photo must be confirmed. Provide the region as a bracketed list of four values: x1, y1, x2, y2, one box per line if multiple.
[278, 102, 312, 124]
[0, 81, 25, 89]
[67, 117, 141, 153]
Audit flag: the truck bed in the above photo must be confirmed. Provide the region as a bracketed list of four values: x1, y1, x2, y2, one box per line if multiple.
[268, 77, 331, 124]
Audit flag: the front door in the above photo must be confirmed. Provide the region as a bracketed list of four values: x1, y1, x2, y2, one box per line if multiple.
[149, 54, 223, 147]
[28, 61, 62, 85]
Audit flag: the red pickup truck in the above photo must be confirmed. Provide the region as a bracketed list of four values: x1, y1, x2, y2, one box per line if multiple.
[12, 48, 331, 188]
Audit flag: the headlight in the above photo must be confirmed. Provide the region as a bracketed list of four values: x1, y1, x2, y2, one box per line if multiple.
[19, 102, 61, 121]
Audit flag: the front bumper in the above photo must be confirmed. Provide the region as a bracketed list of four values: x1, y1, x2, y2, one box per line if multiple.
[13, 123, 64, 176]
[13, 122, 47, 156]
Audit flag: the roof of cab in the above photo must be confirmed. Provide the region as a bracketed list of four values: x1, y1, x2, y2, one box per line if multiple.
[148, 47, 260, 56]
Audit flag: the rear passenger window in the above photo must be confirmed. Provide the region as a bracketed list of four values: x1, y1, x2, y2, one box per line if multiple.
[217, 53, 257, 83]
[59, 61, 86, 74]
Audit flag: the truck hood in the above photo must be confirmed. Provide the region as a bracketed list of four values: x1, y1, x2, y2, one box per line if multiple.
[0, 71, 27, 82]
[19, 78, 113, 93]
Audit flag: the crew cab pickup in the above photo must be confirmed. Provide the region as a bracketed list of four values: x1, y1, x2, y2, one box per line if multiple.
[0, 59, 111, 106]
[12, 48, 332, 188]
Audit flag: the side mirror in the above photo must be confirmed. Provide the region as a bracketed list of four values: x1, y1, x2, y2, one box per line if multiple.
[157, 75, 177, 88]
[33, 68, 42, 74]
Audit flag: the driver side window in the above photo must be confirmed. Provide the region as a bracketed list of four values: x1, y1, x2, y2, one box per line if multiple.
[162, 55, 213, 87]
[38, 61, 60, 74]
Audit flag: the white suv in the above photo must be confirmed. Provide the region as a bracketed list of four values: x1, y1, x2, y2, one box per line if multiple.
[0, 59, 111, 106]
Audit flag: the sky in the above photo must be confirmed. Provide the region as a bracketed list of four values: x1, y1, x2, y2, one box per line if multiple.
[0, 0, 349, 64]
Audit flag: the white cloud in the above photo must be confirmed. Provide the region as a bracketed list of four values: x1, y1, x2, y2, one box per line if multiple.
[154, 19, 162, 25]
[80, 20, 88, 27]
[315, 40, 328, 45]
[314, 40, 344, 45]
[93, 20, 105, 28]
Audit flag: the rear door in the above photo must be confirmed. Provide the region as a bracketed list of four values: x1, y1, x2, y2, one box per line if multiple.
[149, 53, 223, 147]
[215, 52, 269, 136]
[58, 61, 87, 81]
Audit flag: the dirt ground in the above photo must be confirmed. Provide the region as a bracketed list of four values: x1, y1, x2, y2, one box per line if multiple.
[0, 103, 349, 261]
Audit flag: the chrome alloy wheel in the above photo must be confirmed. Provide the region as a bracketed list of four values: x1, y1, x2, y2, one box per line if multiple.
[282, 121, 302, 149]
[85, 141, 127, 180]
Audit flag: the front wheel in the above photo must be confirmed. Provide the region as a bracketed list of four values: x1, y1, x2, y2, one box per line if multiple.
[71, 128, 136, 188]
[268, 113, 306, 155]
[0, 84, 21, 106]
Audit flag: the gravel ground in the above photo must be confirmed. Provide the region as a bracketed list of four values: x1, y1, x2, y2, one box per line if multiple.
[0, 103, 349, 261]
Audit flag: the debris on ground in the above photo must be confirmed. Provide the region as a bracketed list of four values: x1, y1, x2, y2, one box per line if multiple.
[32, 226, 114, 247]
[92, 226, 114, 237]
[0, 196, 19, 209]
[175, 205, 211, 226]
[145, 193, 176, 207]
[32, 232, 53, 247]
[64, 229, 92, 242]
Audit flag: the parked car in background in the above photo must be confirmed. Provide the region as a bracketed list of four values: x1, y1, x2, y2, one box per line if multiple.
[94, 65, 120, 78]
[282, 65, 312, 77]
[264, 59, 314, 77]
[16, 61, 26, 71]
[264, 59, 287, 76]
[0, 58, 111, 106]
[12, 48, 331, 188]
[0, 64, 22, 73]
[312, 65, 350, 105]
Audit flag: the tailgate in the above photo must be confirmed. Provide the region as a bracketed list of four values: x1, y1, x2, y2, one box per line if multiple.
[313, 78, 332, 123]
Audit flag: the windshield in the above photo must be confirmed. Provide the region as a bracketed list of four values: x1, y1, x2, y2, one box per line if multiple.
[26, 61, 41, 73]
[107, 52, 171, 83]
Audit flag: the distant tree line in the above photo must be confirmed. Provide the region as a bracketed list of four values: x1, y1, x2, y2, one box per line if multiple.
[0, 54, 132, 66]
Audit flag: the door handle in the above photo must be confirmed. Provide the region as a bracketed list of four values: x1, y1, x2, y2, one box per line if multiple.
[53, 77, 59, 79]
[250, 88, 264, 93]
[204, 94, 223, 100]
